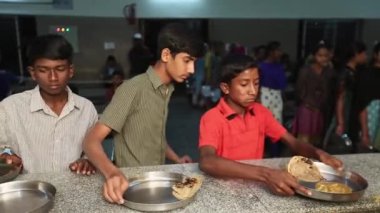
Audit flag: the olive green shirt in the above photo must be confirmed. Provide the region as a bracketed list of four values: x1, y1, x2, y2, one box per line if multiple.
[100, 66, 174, 167]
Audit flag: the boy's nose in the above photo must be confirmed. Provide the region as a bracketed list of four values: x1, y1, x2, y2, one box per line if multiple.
[49, 70, 58, 81]
[188, 62, 195, 74]
[248, 84, 257, 95]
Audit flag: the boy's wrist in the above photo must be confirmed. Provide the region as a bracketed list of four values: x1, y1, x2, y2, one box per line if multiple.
[315, 149, 328, 161]
[256, 167, 272, 183]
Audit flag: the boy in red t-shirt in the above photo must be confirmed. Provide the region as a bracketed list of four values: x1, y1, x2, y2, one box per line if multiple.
[199, 54, 343, 196]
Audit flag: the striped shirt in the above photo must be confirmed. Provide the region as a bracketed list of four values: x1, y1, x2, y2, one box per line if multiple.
[100, 66, 174, 167]
[0, 86, 98, 173]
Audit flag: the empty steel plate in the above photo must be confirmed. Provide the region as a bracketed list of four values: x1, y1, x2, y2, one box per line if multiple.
[0, 180, 56, 213]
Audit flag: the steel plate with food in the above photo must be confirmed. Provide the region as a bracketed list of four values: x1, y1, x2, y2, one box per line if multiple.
[123, 171, 203, 212]
[288, 156, 368, 202]
[0, 180, 56, 213]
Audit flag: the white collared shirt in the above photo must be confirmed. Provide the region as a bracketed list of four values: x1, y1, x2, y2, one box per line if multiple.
[0, 86, 98, 173]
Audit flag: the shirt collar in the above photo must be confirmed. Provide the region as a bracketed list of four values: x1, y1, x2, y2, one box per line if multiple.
[217, 97, 255, 120]
[146, 66, 174, 93]
[30, 86, 80, 113]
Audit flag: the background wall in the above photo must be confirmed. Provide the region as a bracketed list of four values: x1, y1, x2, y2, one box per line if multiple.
[362, 19, 380, 53]
[3, 0, 380, 79]
[32, 17, 380, 79]
[208, 19, 299, 60]
[36, 16, 137, 79]
[2, 0, 380, 19]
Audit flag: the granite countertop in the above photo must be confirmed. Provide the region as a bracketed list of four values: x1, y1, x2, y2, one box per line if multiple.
[16, 153, 380, 213]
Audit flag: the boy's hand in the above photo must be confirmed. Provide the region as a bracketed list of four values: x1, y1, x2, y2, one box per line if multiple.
[103, 171, 129, 204]
[318, 151, 343, 171]
[178, 155, 192, 164]
[69, 159, 96, 175]
[0, 153, 23, 167]
[335, 124, 344, 136]
[264, 169, 311, 196]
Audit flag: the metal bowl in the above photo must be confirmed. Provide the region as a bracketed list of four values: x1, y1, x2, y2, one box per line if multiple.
[0, 180, 56, 213]
[296, 162, 368, 202]
[123, 171, 196, 212]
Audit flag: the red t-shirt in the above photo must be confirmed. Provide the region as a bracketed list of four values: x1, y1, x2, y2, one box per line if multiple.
[199, 98, 287, 160]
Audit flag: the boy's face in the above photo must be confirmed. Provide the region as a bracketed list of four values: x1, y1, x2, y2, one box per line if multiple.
[28, 58, 73, 96]
[221, 68, 260, 109]
[162, 48, 196, 83]
[355, 51, 368, 65]
[314, 48, 330, 67]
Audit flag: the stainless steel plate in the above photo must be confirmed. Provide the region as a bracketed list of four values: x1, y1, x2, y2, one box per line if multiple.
[0, 180, 56, 213]
[123, 171, 196, 212]
[296, 162, 368, 202]
[0, 159, 21, 183]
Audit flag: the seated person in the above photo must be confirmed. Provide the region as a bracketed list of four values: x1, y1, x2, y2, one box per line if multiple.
[199, 54, 343, 196]
[105, 71, 124, 103]
[0, 34, 98, 174]
[100, 55, 124, 81]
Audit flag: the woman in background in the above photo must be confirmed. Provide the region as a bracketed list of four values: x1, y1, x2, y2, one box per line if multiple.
[356, 42, 380, 151]
[292, 43, 334, 146]
[335, 41, 368, 152]
[259, 41, 287, 156]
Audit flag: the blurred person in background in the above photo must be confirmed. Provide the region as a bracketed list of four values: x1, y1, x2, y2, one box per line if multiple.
[355, 42, 380, 151]
[100, 55, 124, 82]
[128, 33, 153, 78]
[292, 43, 335, 146]
[259, 41, 287, 157]
[334, 41, 368, 153]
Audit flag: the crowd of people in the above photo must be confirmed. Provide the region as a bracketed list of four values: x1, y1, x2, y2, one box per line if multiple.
[0, 22, 378, 205]
[188, 39, 380, 155]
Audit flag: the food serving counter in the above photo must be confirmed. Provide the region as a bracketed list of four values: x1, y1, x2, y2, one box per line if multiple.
[13, 153, 380, 212]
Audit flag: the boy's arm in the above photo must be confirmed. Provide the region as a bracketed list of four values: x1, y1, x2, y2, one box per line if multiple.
[281, 132, 343, 170]
[359, 109, 370, 146]
[83, 122, 118, 177]
[83, 122, 128, 204]
[199, 146, 310, 196]
[165, 144, 192, 163]
[335, 81, 346, 135]
[0, 105, 22, 167]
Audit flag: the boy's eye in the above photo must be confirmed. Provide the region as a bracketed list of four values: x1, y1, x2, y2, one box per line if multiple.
[36, 68, 48, 73]
[55, 66, 68, 72]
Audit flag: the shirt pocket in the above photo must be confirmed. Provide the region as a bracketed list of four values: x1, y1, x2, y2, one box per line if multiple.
[223, 128, 260, 160]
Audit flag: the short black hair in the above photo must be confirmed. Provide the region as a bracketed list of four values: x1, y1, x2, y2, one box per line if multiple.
[107, 55, 116, 62]
[220, 54, 258, 84]
[157, 23, 204, 59]
[264, 41, 281, 59]
[373, 42, 380, 55]
[312, 41, 332, 55]
[370, 42, 380, 65]
[26, 34, 73, 66]
[343, 41, 366, 63]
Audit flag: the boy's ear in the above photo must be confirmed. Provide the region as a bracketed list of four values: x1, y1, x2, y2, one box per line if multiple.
[28, 66, 36, 81]
[220, 82, 229, 95]
[69, 64, 74, 79]
[160, 48, 171, 63]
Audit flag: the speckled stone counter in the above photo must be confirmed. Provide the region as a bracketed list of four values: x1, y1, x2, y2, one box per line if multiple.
[15, 153, 380, 213]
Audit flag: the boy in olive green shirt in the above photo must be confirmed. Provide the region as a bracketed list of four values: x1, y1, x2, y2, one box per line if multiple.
[83, 23, 203, 204]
